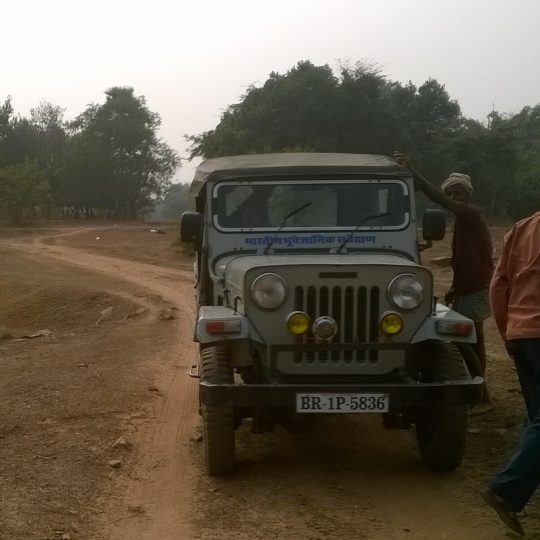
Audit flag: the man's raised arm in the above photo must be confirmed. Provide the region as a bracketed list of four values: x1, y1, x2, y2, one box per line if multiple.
[393, 152, 461, 214]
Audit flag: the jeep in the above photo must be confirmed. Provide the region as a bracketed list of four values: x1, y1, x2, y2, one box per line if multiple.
[181, 153, 483, 475]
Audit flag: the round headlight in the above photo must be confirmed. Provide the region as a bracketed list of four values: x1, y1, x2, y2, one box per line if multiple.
[250, 273, 287, 310]
[388, 273, 425, 310]
[380, 312, 404, 335]
[286, 311, 310, 335]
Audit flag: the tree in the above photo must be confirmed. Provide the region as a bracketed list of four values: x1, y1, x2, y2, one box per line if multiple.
[0, 97, 42, 169]
[188, 61, 340, 157]
[446, 115, 517, 218]
[64, 87, 179, 218]
[30, 102, 67, 210]
[501, 105, 540, 218]
[188, 61, 463, 179]
[57, 128, 112, 216]
[389, 78, 463, 180]
[0, 97, 54, 222]
[334, 61, 395, 153]
[0, 97, 15, 167]
[0, 159, 49, 223]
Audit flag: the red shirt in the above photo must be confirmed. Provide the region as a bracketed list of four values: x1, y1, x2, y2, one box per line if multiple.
[451, 204, 493, 294]
[490, 211, 540, 340]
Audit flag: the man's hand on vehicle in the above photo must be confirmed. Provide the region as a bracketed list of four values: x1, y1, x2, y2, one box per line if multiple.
[393, 151, 411, 168]
[394, 152, 422, 190]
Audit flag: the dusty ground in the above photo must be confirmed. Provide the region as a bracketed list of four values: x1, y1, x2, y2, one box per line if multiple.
[0, 223, 538, 539]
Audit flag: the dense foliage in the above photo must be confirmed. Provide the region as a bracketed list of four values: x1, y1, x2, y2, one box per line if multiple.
[2, 63, 540, 223]
[0, 87, 179, 222]
[189, 61, 540, 220]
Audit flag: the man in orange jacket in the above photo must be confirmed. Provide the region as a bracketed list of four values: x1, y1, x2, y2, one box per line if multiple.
[481, 210, 540, 537]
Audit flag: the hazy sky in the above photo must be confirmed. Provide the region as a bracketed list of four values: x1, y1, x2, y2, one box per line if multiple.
[3, 0, 539, 181]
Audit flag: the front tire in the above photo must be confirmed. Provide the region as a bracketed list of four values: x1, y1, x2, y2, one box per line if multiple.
[200, 346, 236, 475]
[415, 342, 470, 472]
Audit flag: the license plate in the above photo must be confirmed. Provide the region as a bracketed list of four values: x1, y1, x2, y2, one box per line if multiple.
[296, 393, 389, 413]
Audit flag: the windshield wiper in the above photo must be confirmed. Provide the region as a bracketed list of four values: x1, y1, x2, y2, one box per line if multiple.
[263, 202, 312, 255]
[335, 212, 393, 253]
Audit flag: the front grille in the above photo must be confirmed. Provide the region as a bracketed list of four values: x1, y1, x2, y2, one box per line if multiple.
[294, 285, 380, 364]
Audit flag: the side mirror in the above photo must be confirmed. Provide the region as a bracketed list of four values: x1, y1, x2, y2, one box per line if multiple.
[420, 209, 446, 251]
[180, 211, 203, 250]
[422, 209, 446, 241]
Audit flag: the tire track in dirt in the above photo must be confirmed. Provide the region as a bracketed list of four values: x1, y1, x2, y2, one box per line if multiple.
[1, 228, 201, 539]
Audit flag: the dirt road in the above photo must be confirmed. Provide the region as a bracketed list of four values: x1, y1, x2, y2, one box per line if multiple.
[0, 224, 536, 539]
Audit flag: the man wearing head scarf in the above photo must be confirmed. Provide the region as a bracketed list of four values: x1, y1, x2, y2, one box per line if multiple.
[394, 153, 494, 414]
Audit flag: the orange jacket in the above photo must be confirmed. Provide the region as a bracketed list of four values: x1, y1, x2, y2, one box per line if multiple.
[490, 211, 540, 340]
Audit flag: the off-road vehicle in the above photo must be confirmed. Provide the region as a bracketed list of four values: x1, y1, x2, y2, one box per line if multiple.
[181, 153, 483, 475]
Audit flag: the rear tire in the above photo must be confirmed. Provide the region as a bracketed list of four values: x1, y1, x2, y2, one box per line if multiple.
[200, 346, 236, 475]
[415, 342, 470, 472]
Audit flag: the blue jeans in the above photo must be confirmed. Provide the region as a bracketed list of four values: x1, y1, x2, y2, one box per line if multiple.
[488, 338, 540, 512]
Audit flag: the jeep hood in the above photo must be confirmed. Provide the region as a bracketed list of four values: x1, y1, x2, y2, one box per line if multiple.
[215, 253, 419, 285]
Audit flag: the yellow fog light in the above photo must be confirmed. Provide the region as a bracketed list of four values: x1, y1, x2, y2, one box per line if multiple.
[286, 311, 310, 335]
[380, 312, 404, 336]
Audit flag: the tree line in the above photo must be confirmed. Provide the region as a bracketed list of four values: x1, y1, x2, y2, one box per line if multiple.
[0, 87, 179, 223]
[189, 61, 540, 221]
[2, 63, 539, 223]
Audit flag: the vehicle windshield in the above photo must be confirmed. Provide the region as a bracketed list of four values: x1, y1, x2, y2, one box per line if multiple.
[213, 179, 409, 231]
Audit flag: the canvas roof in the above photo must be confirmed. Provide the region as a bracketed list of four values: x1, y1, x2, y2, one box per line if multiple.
[189, 153, 409, 195]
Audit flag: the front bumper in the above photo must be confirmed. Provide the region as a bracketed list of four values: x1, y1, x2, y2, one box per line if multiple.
[200, 377, 484, 410]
